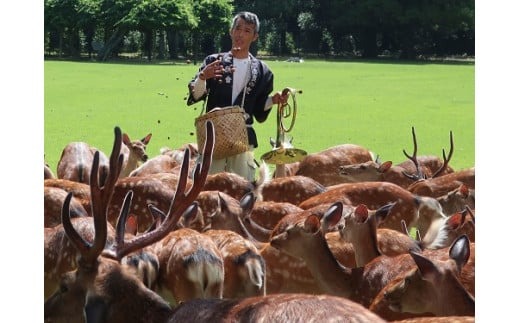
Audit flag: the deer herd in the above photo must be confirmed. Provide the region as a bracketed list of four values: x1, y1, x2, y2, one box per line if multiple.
[43, 124, 475, 322]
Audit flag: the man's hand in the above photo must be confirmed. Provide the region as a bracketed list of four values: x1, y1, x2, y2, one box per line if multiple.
[272, 90, 289, 106]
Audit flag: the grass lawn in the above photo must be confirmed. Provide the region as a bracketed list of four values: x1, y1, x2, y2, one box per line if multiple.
[44, 58, 474, 174]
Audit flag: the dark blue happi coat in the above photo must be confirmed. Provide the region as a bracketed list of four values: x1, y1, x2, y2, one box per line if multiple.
[187, 52, 274, 148]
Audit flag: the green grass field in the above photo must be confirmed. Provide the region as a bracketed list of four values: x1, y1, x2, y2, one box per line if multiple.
[44, 58, 474, 174]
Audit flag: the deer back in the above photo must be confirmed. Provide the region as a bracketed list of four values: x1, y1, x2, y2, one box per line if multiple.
[153, 228, 224, 305]
[407, 167, 475, 198]
[45, 122, 215, 322]
[44, 186, 88, 228]
[204, 229, 266, 298]
[258, 175, 327, 205]
[295, 144, 374, 186]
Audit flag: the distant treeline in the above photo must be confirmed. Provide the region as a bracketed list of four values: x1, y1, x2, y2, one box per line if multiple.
[44, 0, 474, 61]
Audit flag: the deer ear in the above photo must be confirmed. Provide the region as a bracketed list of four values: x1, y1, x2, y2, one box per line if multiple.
[354, 204, 369, 223]
[374, 202, 395, 224]
[459, 184, 469, 198]
[379, 161, 392, 173]
[122, 133, 131, 145]
[410, 251, 441, 283]
[449, 234, 470, 272]
[240, 192, 256, 215]
[447, 212, 464, 230]
[304, 215, 321, 234]
[322, 202, 343, 230]
[142, 133, 152, 145]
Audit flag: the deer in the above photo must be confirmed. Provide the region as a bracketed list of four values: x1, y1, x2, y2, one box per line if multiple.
[168, 293, 387, 322]
[128, 143, 200, 178]
[269, 202, 473, 311]
[45, 162, 55, 179]
[435, 184, 475, 215]
[338, 127, 454, 188]
[257, 174, 327, 206]
[44, 179, 91, 210]
[370, 235, 474, 318]
[392, 318, 474, 323]
[56, 141, 110, 185]
[420, 205, 475, 250]
[298, 181, 448, 248]
[250, 200, 303, 229]
[151, 227, 225, 305]
[203, 171, 256, 201]
[44, 122, 214, 322]
[407, 167, 475, 198]
[106, 175, 177, 232]
[204, 229, 266, 298]
[44, 186, 88, 228]
[294, 143, 376, 186]
[337, 203, 422, 267]
[119, 132, 152, 178]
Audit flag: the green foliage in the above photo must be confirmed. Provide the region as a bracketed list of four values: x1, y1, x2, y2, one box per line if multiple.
[44, 59, 475, 175]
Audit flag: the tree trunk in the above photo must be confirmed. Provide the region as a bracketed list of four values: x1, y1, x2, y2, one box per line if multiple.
[98, 27, 127, 61]
[157, 30, 166, 59]
[361, 27, 378, 58]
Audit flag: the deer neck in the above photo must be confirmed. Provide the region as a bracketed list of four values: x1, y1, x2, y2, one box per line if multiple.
[302, 232, 355, 298]
[435, 277, 475, 316]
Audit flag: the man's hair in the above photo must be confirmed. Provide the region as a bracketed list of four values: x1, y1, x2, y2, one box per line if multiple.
[231, 11, 260, 34]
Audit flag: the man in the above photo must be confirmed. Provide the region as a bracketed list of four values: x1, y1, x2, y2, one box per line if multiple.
[187, 11, 288, 181]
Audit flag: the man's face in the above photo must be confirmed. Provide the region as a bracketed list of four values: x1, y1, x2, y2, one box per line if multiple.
[230, 17, 258, 50]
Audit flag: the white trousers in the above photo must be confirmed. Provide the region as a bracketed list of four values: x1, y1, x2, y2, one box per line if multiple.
[209, 147, 257, 182]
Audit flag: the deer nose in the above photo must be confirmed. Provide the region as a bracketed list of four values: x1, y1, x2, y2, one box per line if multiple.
[142, 155, 148, 162]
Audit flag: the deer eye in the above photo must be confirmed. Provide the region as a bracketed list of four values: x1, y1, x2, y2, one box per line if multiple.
[59, 282, 69, 293]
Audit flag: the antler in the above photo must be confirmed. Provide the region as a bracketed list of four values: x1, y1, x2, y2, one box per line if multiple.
[104, 121, 215, 260]
[402, 126, 425, 181]
[62, 126, 124, 268]
[431, 130, 454, 178]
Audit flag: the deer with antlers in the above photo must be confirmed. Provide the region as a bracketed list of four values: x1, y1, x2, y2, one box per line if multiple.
[45, 122, 388, 323]
[45, 123, 214, 322]
[338, 127, 454, 188]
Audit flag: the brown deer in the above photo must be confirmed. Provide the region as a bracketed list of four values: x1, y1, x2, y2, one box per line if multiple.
[119, 132, 152, 178]
[44, 122, 214, 322]
[338, 127, 453, 188]
[436, 184, 475, 215]
[298, 181, 447, 248]
[44, 186, 88, 228]
[337, 203, 422, 267]
[45, 162, 55, 179]
[250, 200, 303, 229]
[128, 143, 199, 177]
[294, 143, 375, 186]
[204, 229, 266, 298]
[168, 293, 387, 322]
[269, 202, 469, 310]
[257, 174, 327, 206]
[44, 178, 92, 213]
[57, 141, 109, 185]
[151, 227, 225, 305]
[203, 171, 256, 201]
[407, 167, 475, 198]
[370, 235, 474, 318]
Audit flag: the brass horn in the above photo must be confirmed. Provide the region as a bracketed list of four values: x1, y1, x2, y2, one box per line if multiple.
[260, 87, 307, 164]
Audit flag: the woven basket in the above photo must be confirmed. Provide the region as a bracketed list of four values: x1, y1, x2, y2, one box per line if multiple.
[195, 106, 249, 159]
